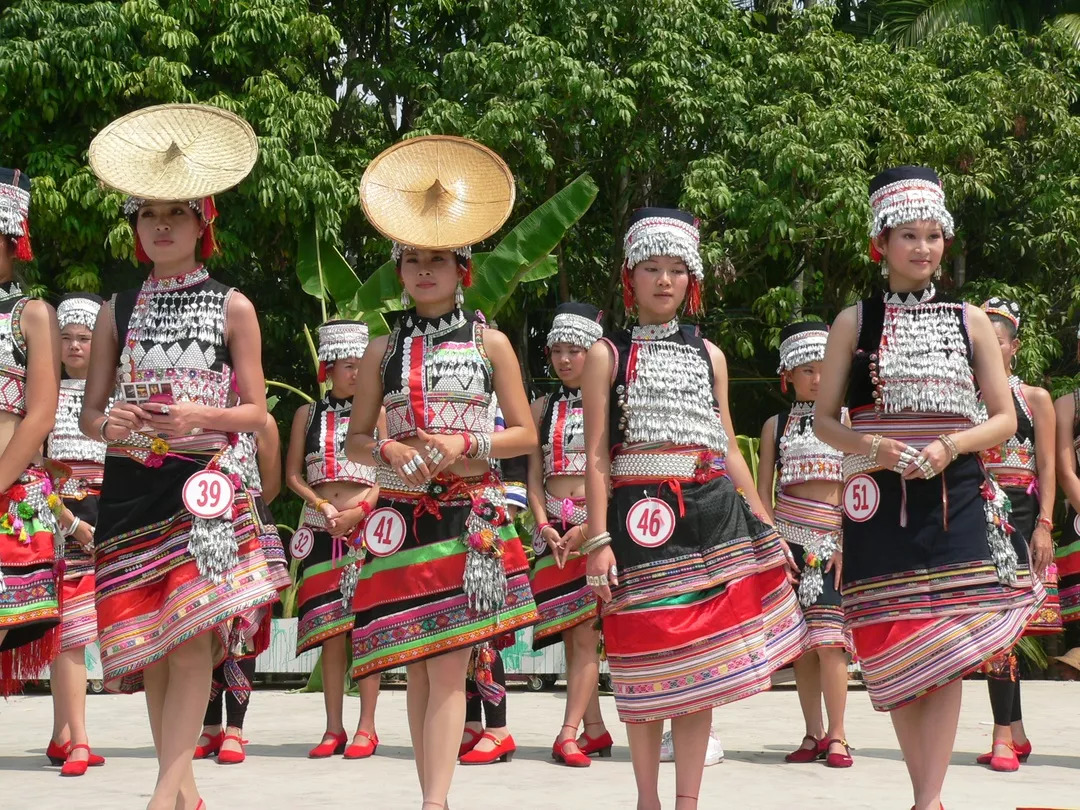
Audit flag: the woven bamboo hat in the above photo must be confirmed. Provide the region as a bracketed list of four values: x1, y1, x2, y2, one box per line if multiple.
[360, 135, 515, 250]
[89, 103, 258, 200]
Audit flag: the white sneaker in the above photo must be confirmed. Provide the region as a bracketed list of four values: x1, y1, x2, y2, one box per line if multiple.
[657, 729, 724, 765]
[705, 730, 724, 766]
[659, 729, 675, 762]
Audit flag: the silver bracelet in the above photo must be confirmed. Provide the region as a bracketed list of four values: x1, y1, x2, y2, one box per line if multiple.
[98, 417, 110, 443]
[65, 516, 81, 538]
[466, 432, 491, 460]
[579, 531, 612, 555]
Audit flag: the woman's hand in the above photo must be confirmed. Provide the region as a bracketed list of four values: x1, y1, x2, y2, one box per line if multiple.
[903, 439, 951, 480]
[383, 440, 431, 486]
[550, 525, 585, 569]
[417, 429, 467, 477]
[318, 500, 340, 525]
[104, 403, 148, 440]
[825, 549, 843, 591]
[328, 505, 367, 539]
[586, 544, 618, 603]
[145, 401, 204, 438]
[73, 520, 95, 553]
[778, 538, 800, 585]
[1030, 524, 1054, 580]
[874, 437, 910, 471]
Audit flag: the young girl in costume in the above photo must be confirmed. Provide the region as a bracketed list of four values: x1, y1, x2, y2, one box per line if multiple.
[286, 321, 382, 760]
[814, 166, 1043, 810]
[757, 321, 853, 769]
[581, 207, 806, 810]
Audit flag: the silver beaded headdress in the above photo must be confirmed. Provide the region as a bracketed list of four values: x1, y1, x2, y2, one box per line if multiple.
[123, 197, 202, 217]
[622, 207, 703, 280]
[57, 293, 103, 330]
[547, 302, 603, 349]
[777, 321, 829, 373]
[391, 242, 472, 263]
[317, 320, 369, 363]
[981, 297, 1020, 332]
[868, 165, 954, 240]
[0, 167, 32, 260]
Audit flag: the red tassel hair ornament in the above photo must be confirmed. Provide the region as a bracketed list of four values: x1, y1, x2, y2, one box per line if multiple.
[621, 263, 635, 312]
[14, 219, 32, 262]
[459, 256, 473, 288]
[134, 233, 151, 264]
[780, 374, 788, 394]
[685, 277, 703, 316]
[317, 361, 330, 384]
[198, 197, 219, 260]
[868, 238, 883, 263]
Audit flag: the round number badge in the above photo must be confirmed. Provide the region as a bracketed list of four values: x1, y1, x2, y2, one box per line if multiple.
[182, 469, 234, 520]
[532, 532, 548, 555]
[626, 497, 676, 548]
[289, 527, 315, 561]
[1073, 513, 1080, 537]
[363, 507, 407, 557]
[843, 474, 881, 522]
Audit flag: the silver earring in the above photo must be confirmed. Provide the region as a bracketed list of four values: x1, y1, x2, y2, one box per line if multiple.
[400, 288, 411, 308]
[880, 261, 889, 279]
[933, 266, 942, 280]
[455, 281, 464, 307]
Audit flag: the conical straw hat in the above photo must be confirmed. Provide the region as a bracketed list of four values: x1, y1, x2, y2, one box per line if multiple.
[361, 135, 515, 249]
[89, 103, 258, 200]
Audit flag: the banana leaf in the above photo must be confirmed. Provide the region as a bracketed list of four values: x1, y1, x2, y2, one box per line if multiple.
[297, 223, 392, 336]
[737, 435, 760, 486]
[347, 173, 596, 321]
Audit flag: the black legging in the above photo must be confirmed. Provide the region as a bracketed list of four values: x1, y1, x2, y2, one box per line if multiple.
[465, 649, 506, 728]
[204, 656, 257, 729]
[985, 650, 1023, 727]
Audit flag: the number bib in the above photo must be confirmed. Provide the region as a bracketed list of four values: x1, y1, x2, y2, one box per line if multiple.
[182, 470, 235, 520]
[532, 532, 548, 555]
[1073, 512, 1080, 537]
[843, 474, 880, 522]
[363, 507, 407, 557]
[626, 497, 676, 548]
[289, 527, 315, 560]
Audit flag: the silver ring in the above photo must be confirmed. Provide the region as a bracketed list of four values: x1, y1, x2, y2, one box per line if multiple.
[429, 450, 444, 464]
[402, 458, 417, 474]
[160, 405, 170, 415]
[609, 564, 618, 577]
[586, 574, 606, 587]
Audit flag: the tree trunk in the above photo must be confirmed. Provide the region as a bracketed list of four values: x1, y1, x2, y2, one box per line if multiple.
[953, 250, 966, 287]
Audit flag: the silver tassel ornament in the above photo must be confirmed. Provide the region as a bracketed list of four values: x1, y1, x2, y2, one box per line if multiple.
[339, 551, 362, 609]
[188, 514, 239, 584]
[983, 480, 1019, 585]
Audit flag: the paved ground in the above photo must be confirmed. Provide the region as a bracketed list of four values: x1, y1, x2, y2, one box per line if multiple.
[3, 681, 1079, 810]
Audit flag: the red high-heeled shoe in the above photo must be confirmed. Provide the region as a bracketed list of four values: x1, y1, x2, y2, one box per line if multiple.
[216, 734, 246, 765]
[1013, 739, 1032, 761]
[576, 729, 613, 758]
[459, 727, 483, 758]
[343, 730, 379, 759]
[989, 742, 1019, 772]
[47, 739, 105, 767]
[194, 731, 225, 760]
[552, 737, 592, 767]
[824, 738, 853, 768]
[308, 730, 348, 758]
[60, 744, 91, 777]
[784, 735, 827, 763]
[459, 732, 516, 764]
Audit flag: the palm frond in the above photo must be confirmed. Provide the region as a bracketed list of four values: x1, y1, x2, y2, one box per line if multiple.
[1048, 12, 1080, 48]
[880, 0, 1012, 45]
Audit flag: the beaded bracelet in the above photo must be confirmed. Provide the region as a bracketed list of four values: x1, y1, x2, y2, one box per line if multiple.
[372, 439, 394, 467]
[1036, 516, 1053, 531]
[579, 531, 612, 556]
[465, 432, 492, 460]
[536, 522, 554, 535]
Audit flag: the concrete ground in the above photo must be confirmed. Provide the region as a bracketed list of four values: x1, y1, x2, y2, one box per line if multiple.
[3, 681, 1078, 810]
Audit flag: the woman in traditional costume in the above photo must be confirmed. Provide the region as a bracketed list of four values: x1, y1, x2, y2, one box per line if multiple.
[814, 166, 1043, 810]
[82, 105, 280, 810]
[974, 298, 1059, 771]
[45, 293, 110, 776]
[286, 320, 382, 759]
[345, 136, 539, 809]
[581, 207, 806, 810]
[194, 412, 286, 765]
[757, 321, 853, 769]
[0, 167, 64, 700]
[525, 302, 611, 768]
[1053, 327, 1080, 633]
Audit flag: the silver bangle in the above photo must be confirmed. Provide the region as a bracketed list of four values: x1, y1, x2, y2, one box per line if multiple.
[98, 417, 110, 443]
[466, 432, 491, 460]
[579, 531, 612, 555]
[65, 516, 81, 538]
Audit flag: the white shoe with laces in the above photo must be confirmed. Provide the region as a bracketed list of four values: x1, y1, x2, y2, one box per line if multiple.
[657, 728, 724, 765]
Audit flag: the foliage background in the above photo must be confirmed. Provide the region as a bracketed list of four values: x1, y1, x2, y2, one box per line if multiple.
[4, 0, 1080, 523]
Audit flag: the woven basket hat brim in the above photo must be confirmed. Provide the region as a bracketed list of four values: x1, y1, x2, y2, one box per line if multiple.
[89, 103, 258, 200]
[361, 135, 515, 249]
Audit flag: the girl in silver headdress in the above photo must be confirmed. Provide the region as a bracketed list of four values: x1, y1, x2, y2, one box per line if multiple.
[815, 166, 1043, 810]
[0, 167, 64, 704]
[582, 207, 806, 810]
[45, 293, 109, 776]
